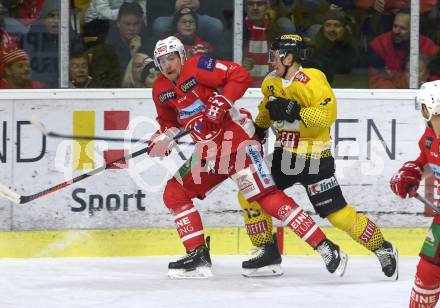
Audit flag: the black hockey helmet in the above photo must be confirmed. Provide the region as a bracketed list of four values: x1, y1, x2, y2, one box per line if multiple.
[269, 34, 308, 63]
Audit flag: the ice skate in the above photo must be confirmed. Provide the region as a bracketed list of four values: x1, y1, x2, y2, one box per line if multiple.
[168, 237, 212, 279]
[374, 240, 398, 280]
[316, 239, 348, 277]
[242, 236, 283, 278]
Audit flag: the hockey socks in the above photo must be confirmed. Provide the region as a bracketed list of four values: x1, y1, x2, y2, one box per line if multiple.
[410, 258, 440, 308]
[327, 205, 384, 251]
[238, 192, 274, 247]
[256, 190, 326, 248]
[171, 204, 205, 251]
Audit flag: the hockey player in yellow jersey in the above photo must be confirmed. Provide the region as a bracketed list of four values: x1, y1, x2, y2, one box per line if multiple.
[240, 34, 399, 279]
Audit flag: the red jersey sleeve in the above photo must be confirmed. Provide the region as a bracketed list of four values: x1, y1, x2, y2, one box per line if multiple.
[152, 78, 180, 131]
[190, 55, 253, 102]
[416, 130, 430, 168]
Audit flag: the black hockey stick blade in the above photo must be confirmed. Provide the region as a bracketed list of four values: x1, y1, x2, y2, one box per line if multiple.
[0, 128, 192, 204]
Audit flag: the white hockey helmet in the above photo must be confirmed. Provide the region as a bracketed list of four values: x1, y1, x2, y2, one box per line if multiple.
[153, 36, 186, 70]
[416, 80, 440, 121]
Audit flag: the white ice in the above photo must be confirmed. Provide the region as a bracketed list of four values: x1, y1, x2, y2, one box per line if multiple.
[0, 256, 417, 308]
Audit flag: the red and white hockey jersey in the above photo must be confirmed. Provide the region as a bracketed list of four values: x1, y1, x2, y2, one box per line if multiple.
[152, 55, 255, 158]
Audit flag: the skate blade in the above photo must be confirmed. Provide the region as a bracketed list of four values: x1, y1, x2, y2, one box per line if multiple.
[168, 266, 213, 279]
[334, 251, 348, 277]
[242, 264, 284, 278]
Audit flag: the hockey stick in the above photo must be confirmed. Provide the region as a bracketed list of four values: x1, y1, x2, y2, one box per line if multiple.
[0, 128, 192, 204]
[30, 117, 190, 160]
[30, 117, 194, 145]
[412, 192, 440, 214]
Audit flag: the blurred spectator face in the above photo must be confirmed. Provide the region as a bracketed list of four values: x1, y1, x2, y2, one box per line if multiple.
[245, 0, 268, 22]
[158, 52, 182, 82]
[392, 13, 410, 47]
[118, 14, 142, 41]
[177, 14, 197, 37]
[43, 10, 60, 35]
[5, 60, 31, 86]
[70, 56, 89, 84]
[175, 0, 200, 11]
[323, 20, 345, 42]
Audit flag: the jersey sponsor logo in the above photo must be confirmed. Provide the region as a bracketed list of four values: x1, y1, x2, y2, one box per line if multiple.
[246, 221, 268, 235]
[429, 163, 440, 178]
[231, 168, 260, 199]
[215, 62, 227, 71]
[246, 144, 274, 188]
[277, 204, 292, 220]
[184, 115, 222, 142]
[359, 219, 376, 243]
[277, 131, 300, 148]
[197, 55, 216, 72]
[158, 89, 177, 103]
[426, 136, 433, 149]
[307, 176, 339, 196]
[177, 99, 205, 120]
[294, 71, 310, 84]
[179, 77, 198, 93]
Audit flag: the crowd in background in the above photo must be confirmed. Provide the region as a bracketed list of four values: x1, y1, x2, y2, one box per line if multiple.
[0, 0, 439, 89]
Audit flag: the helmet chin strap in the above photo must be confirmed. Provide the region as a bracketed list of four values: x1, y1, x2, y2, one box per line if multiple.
[281, 53, 295, 79]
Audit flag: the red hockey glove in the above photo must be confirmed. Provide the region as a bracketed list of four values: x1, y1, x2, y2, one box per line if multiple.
[390, 161, 423, 199]
[202, 93, 232, 132]
[146, 127, 180, 157]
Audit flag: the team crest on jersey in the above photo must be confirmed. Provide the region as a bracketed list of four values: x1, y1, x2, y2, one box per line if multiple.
[294, 71, 310, 84]
[426, 136, 433, 149]
[179, 77, 198, 93]
[197, 55, 216, 72]
[158, 90, 176, 103]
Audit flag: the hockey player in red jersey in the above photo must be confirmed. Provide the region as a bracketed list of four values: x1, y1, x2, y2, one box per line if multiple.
[390, 80, 440, 307]
[148, 36, 348, 279]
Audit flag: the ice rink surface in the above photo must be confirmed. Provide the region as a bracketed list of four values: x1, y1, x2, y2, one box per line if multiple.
[0, 255, 418, 308]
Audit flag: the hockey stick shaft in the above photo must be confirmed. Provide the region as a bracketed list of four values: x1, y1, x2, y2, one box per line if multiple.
[2, 128, 192, 204]
[413, 192, 440, 214]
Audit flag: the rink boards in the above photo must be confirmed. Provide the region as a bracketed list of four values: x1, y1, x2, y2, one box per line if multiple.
[0, 88, 433, 257]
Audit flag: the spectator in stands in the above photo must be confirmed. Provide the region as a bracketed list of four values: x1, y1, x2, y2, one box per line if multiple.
[0, 0, 27, 39]
[243, 0, 283, 87]
[121, 53, 159, 88]
[354, 0, 437, 40]
[313, 10, 357, 80]
[105, 2, 153, 76]
[0, 47, 44, 88]
[0, 1, 19, 49]
[273, 0, 331, 41]
[152, 0, 223, 46]
[84, 0, 147, 25]
[368, 8, 439, 89]
[83, 19, 121, 88]
[69, 52, 103, 88]
[7, 0, 45, 28]
[23, 0, 84, 88]
[172, 8, 213, 59]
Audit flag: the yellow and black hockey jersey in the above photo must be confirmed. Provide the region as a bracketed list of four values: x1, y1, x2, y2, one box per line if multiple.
[255, 67, 337, 156]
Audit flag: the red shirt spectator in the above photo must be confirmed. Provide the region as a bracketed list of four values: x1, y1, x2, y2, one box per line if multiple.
[0, 48, 44, 89]
[368, 10, 439, 88]
[14, 0, 45, 27]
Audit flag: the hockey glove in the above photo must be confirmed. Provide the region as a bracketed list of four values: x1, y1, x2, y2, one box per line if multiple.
[266, 97, 301, 123]
[390, 161, 423, 198]
[147, 127, 180, 157]
[203, 93, 232, 131]
[254, 124, 268, 144]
